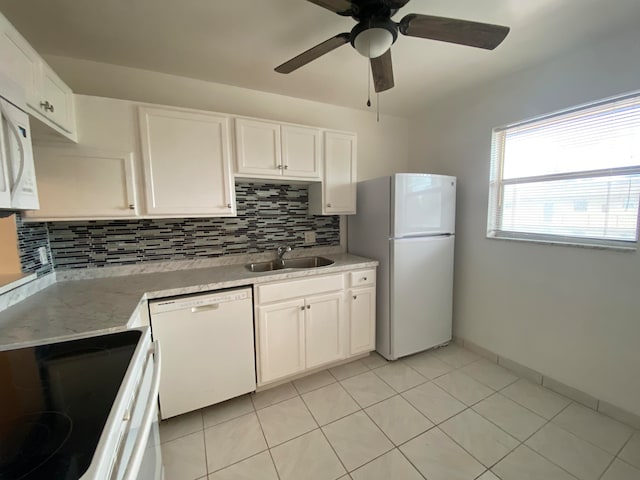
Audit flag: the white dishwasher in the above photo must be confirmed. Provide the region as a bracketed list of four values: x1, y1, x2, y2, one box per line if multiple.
[149, 287, 255, 419]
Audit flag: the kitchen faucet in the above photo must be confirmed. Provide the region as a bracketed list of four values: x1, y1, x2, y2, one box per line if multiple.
[277, 245, 292, 265]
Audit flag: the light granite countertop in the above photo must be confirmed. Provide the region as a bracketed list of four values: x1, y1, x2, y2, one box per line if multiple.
[0, 253, 377, 349]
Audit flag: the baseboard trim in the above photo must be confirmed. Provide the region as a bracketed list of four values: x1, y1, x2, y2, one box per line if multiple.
[457, 336, 640, 429]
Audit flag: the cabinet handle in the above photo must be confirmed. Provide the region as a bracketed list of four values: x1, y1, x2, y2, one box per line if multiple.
[363, 277, 367, 281]
[327, 203, 332, 208]
[277, 164, 283, 170]
[128, 204, 135, 210]
[353, 295, 357, 300]
[306, 305, 311, 309]
[300, 306, 305, 311]
[227, 204, 232, 208]
[283, 165, 289, 169]
[40, 101, 54, 113]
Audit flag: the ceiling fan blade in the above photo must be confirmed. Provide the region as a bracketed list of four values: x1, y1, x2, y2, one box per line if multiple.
[370, 49, 394, 92]
[306, 0, 353, 16]
[275, 33, 350, 73]
[399, 14, 510, 50]
[383, 0, 411, 9]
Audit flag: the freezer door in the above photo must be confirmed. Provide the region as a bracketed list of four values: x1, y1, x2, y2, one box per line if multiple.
[392, 174, 456, 237]
[390, 235, 454, 358]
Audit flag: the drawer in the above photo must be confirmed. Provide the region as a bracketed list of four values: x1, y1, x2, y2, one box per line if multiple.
[349, 269, 376, 288]
[257, 274, 344, 304]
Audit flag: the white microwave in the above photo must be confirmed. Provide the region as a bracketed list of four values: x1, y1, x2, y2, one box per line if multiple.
[0, 72, 39, 212]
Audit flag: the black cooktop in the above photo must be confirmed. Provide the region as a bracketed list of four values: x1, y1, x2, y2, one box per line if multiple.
[0, 330, 141, 480]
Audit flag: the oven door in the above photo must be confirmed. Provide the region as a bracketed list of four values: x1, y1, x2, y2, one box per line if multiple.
[112, 341, 163, 480]
[135, 405, 163, 480]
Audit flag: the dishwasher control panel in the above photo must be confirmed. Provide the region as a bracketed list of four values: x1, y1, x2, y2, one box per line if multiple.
[149, 288, 252, 315]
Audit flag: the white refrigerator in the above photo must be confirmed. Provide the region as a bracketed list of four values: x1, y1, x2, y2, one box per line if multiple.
[348, 173, 456, 360]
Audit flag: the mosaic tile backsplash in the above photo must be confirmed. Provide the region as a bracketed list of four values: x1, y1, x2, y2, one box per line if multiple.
[15, 213, 53, 277]
[36, 183, 340, 270]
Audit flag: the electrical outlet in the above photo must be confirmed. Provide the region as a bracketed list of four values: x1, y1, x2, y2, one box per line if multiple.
[304, 231, 316, 244]
[38, 246, 49, 265]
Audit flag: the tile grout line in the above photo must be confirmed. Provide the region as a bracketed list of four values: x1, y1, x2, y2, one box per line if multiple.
[253, 395, 283, 480]
[249, 403, 282, 480]
[199, 410, 210, 479]
[597, 430, 637, 480]
[511, 401, 587, 480]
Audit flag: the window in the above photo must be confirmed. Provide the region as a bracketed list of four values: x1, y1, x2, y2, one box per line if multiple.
[487, 93, 640, 249]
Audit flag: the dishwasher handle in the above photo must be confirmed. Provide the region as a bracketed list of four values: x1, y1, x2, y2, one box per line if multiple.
[191, 304, 219, 313]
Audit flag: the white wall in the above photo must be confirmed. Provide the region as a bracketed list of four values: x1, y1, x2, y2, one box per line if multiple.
[44, 55, 409, 181]
[408, 26, 640, 416]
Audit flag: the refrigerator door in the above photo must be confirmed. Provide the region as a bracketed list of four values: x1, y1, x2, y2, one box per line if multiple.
[392, 174, 456, 237]
[390, 235, 454, 359]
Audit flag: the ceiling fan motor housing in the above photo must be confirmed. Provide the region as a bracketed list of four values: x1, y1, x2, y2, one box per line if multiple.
[350, 17, 398, 58]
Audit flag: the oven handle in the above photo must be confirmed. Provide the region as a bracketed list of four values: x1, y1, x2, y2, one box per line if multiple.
[122, 340, 162, 480]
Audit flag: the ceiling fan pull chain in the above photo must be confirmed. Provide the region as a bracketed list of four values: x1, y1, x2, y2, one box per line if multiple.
[377, 92, 380, 122]
[367, 58, 372, 107]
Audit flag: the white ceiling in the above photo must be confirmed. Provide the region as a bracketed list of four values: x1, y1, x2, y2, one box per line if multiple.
[1, 0, 640, 117]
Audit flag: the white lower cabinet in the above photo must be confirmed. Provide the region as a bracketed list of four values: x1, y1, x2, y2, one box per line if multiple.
[305, 292, 344, 369]
[256, 268, 375, 386]
[348, 287, 376, 355]
[257, 299, 306, 384]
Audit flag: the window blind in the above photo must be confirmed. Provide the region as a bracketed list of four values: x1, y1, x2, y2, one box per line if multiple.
[488, 93, 640, 248]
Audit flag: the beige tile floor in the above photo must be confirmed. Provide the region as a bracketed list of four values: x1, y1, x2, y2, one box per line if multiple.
[159, 344, 640, 480]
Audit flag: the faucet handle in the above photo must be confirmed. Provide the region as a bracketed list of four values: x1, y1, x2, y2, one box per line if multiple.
[277, 245, 293, 257]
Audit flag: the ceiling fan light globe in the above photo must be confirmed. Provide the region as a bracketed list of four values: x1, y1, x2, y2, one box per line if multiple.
[354, 28, 393, 58]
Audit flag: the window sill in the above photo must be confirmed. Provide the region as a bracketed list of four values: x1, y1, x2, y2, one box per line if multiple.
[486, 234, 637, 252]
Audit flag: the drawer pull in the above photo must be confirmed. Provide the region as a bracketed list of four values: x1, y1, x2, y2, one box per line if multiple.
[363, 277, 367, 281]
[306, 305, 311, 309]
[353, 295, 357, 300]
[300, 306, 305, 311]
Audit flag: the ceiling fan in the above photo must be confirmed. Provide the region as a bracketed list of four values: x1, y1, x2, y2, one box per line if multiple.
[275, 0, 510, 93]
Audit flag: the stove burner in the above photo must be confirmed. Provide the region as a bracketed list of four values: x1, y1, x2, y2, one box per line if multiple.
[0, 412, 72, 479]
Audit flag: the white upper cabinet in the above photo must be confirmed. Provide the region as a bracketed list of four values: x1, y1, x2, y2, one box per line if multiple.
[309, 130, 357, 215]
[281, 125, 321, 179]
[24, 147, 138, 220]
[139, 106, 235, 217]
[0, 12, 76, 140]
[0, 16, 39, 107]
[39, 63, 75, 134]
[235, 118, 281, 176]
[235, 118, 321, 180]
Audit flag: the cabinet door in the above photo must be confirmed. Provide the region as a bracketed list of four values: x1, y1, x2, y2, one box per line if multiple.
[305, 292, 345, 369]
[139, 106, 235, 216]
[0, 14, 40, 107]
[281, 125, 321, 179]
[25, 147, 138, 220]
[324, 131, 356, 214]
[349, 287, 376, 356]
[40, 64, 75, 134]
[257, 299, 306, 384]
[235, 118, 281, 176]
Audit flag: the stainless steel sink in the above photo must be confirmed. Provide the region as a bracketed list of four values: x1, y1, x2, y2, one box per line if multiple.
[246, 256, 334, 272]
